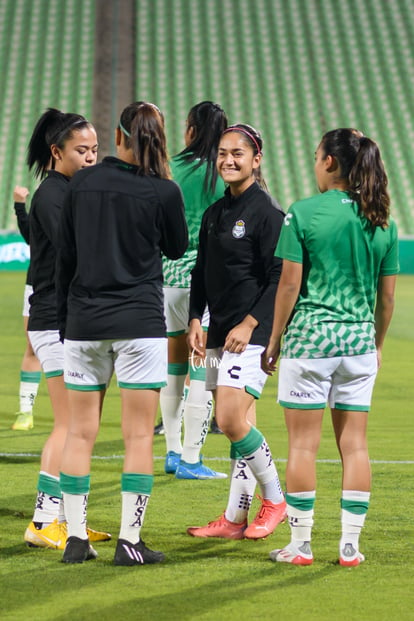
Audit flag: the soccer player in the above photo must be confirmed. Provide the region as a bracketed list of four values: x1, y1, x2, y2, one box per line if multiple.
[161, 101, 228, 480]
[262, 128, 398, 566]
[187, 124, 286, 539]
[11, 186, 42, 431]
[56, 101, 188, 564]
[23, 108, 109, 550]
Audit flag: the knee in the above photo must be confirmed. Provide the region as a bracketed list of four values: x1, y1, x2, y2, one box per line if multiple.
[69, 423, 99, 446]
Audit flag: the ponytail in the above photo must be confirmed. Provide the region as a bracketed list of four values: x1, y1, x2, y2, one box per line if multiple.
[27, 108, 90, 178]
[320, 128, 390, 228]
[118, 102, 171, 179]
[348, 137, 390, 227]
[179, 101, 228, 193]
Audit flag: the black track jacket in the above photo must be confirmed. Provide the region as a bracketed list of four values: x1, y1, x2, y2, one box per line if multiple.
[28, 171, 70, 330]
[56, 157, 188, 340]
[189, 182, 285, 348]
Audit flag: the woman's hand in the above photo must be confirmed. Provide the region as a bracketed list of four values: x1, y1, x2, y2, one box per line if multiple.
[13, 186, 29, 203]
[187, 319, 205, 357]
[261, 337, 281, 375]
[223, 315, 258, 354]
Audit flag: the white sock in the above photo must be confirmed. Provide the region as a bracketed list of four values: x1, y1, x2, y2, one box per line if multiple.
[19, 377, 40, 413]
[62, 493, 88, 539]
[33, 472, 61, 524]
[57, 498, 66, 524]
[33, 493, 60, 524]
[340, 490, 370, 552]
[160, 372, 186, 453]
[245, 442, 284, 504]
[286, 493, 315, 545]
[181, 380, 213, 463]
[119, 492, 150, 545]
[225, 458, 256, 523]
[178, 384, 190, 418]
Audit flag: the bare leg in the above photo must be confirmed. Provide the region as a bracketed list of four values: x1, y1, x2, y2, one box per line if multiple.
[22, 316, 42, 373]
[214, 385, 254, 442]
[60, 389, 104, 476]
[284, 408, 324, 492]
[331, 408, 371, 491]
[122, 388, 160, 473]
[40, 375, 71, 477]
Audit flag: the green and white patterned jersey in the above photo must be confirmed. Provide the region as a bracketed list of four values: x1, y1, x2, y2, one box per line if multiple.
[276, 189, 399, 359]
[163, 154, 225, 288]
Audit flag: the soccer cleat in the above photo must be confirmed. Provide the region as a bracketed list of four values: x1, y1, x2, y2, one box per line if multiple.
[187, 513, 247, 539]
[12, 412, 33, 431]
[339, 543, 365, 567]
[165, 451, 181, 474]
[114, 538, 165, 566]
[244, 496, 287, 539]
[25, 519, 66, 550]
[269, 542, 314, 565]
[86, 526, 112, 542]
[62, 536, 97, 563]
[154, 422, 165, 435]
[175, 460, 227, 480]
[59, 521, 111, 543]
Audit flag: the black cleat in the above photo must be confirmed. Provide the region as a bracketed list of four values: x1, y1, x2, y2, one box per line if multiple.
[62, 536, 98, 564]
[154, 422, 165, 435]
[114, 538, 165, 566]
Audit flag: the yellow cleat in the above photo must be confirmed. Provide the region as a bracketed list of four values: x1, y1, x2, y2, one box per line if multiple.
[25, 519, 111, 550]
[60, 522, 111, 542]
[86, 526, 112, 542]
[12, 412, 33, 431]
[25, 519, 66, 550]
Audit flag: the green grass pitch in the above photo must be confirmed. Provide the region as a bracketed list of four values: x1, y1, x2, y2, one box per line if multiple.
[1, 272, 413, 620]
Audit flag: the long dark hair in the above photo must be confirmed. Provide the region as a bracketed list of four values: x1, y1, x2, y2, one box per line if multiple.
[178, 101, 228, 192]
[27, 108, 91, 178]
[222, 123, 268, 190]
[320, 128, 390, 227]
[119, 101, 170, 179]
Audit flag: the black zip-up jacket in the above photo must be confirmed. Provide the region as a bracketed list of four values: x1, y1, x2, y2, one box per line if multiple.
[28, 170, 70, 330]
[56, 156, 188, 340]
[14, 201, 32, 286]
[189, 182, 284, 348]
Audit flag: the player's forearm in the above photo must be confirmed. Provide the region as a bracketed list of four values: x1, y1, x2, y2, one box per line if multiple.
[374, 275, 396, 349]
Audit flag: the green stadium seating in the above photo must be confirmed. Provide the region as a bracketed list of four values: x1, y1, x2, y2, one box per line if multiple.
[0, 0, 95, 229]
[134, 0, 414, 234]
[0, 0, 413, 236]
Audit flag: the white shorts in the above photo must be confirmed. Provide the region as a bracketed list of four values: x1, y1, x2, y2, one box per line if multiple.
[28, 330, 64, 378]
[23, 284, 33, 317]
[64, 338, 168, 391]
[205, 345, 267, 398]
[278, 353, 378, 412]
[164, 287, 209, 336]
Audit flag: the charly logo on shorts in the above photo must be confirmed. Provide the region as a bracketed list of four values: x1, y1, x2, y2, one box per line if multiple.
[232, 220, 246, 238]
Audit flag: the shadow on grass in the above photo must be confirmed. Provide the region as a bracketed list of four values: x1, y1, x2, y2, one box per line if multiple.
[49, 561, 338, 621]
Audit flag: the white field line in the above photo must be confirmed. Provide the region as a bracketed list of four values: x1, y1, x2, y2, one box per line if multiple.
[0, 453, 413, 465]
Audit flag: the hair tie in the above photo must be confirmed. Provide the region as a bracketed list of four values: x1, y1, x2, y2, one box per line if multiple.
[119, 120, 131, 138]
[223, 126, 262, 155]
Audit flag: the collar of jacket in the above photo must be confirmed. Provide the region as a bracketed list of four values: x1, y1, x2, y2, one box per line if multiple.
[102, 156, 139, 173]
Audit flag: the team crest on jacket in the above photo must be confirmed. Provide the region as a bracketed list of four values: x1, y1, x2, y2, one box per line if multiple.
[232, 220, 246, 238]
